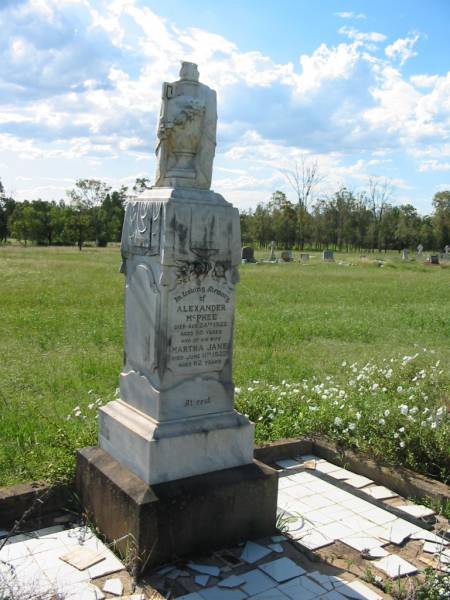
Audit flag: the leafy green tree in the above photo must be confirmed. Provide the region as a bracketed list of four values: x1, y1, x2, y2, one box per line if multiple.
[67, 179, 111, 248]
[0, 179, 16, 243]
[432, 191, 450, 249]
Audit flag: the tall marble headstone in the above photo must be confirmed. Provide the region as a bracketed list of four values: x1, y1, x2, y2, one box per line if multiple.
[99, 62, 254, 485]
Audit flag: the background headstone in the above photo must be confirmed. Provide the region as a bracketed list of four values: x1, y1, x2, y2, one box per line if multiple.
[430, 255, 440, 265]
[416, 244, 423, 259]
[241, 246, 256, 263]
[443, 245, 450, 261]
[280, 250, 293, 262]
[300, 253, 309, 263]
[401, 249, 409, 260]
[323, 250, 334, 261]
[268, 240, 276, 261]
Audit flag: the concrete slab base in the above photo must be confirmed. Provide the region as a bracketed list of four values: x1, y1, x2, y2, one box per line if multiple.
[76, 447, 278, 572]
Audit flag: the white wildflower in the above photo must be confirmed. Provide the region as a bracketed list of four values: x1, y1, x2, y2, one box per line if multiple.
[334, 417, 343, 426]
[399, 404, 409, 416]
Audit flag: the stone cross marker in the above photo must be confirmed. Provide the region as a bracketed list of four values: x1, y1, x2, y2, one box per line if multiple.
[99, 62, 254, 485]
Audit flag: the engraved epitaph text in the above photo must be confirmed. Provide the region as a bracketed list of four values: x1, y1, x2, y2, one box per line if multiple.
[167, 281, 233, 375]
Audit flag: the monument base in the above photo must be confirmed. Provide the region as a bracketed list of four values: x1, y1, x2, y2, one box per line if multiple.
[76, 447, 278, 571]
[99, 400, 254, 485]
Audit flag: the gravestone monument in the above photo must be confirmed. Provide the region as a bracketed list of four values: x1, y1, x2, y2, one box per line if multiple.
[268, 240, 276, 261]
[300, 253, 310, 263]
[280, 250, 293, 262]
[443, 245, 450, 261]
[401, 249, 409, 260]
[323, 249, 334, 261]
[241, 246, 256, 263]
[430, 254, 440, 265]
[76, 62, 277, 568]
[416, 243, 423, 260]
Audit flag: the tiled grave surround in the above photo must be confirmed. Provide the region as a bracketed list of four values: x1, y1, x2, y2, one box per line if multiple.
[1, 454, 449, 599]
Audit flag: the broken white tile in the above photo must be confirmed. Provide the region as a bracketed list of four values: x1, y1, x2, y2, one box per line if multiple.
[344, 474, 374, 489]
[102, 578, 123, 596]
[0, 539, 30, 561]
[60, 546, 106, 570]
[411, 530, 447, 543]
[278, 477, 298, 490]
[240, 569, 278, 595]
[240, 541, 272, 564]
[315, 522, 355, 541]
[195, 575, 210, 587]
[327, 468, 355, 480]
[308, 571, 336, 591]
[218, 574, 246, 588]
[337, 579, 383, 599]
[365, 486, 398, 500]
[301, 494, 335, 510]
[373, 555, 417, 578]
[279, 575, 325, 598]
[188, 563, 221, 577]
[339, 515, 375, 533]
[323, 488, 354, 503]
[364, 508, 398, 526]
[303, 508, 336, 526]
[199, 585, 247, 600]
[64, 582, 106, 600]
[271, 535, 286, 543]
[423, 540, 447, 554]
[250, 588, 290, 599]
[294, 530, 333, 550]
[259, 557, 306, 583]
[397, 504, 435, 519]
[315, 461, 342, 474]
[86, 549, 124, 578]
[378, 521, 420, 545]
[45, 561, 91, 589]
[320, 591, 347, 600]
[341, 536, 388, 552]
[364, 547, 390, 559]
[268, 543, 283, 553]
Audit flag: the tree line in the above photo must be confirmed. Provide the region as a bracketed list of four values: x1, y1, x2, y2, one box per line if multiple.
[1, 176, 449, 251]
[241, 186, 450, 252]
[0, 177, 150, 249]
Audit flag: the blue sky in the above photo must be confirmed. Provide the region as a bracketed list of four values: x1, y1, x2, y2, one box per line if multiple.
[1, 0, 450, 213]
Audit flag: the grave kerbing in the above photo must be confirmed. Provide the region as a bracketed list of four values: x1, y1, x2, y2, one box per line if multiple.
[76, 61, 278, 568]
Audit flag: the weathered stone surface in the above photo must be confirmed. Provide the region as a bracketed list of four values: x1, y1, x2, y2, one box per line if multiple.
[323, 250, 334, 261]
[300, 253, 309, 262]
[155, 62, 216, 190]
[101, 189, 254, 484]
[76, 447, 278, 571]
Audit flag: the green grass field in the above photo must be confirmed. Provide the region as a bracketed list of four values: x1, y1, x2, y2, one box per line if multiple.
[1, 245, 449, 486]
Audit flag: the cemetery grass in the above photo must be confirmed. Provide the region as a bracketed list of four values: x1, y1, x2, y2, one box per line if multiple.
[0, 245, 449, 487]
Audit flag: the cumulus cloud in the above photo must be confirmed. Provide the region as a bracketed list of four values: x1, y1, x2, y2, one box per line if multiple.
[0, 0, 449, 209]
[385, 34, 420, 65]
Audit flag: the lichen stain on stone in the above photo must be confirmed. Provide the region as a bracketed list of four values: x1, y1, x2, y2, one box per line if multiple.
[169, 214, 188, 254]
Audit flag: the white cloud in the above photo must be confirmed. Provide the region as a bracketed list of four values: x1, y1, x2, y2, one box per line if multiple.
[419, 160, 450, 172]
[335, 12, 366, 20]
[339, 26, 386, 43]
[385, 34, 420, 66]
